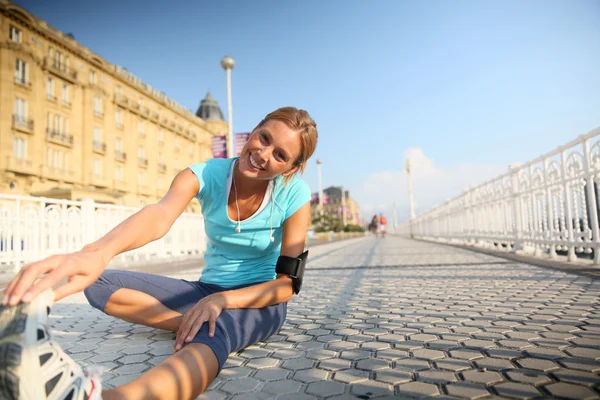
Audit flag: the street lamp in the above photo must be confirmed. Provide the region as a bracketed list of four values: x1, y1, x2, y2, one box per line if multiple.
[341, 185, 347, 227]
[221, 56, 235, 158]
[405, 158, 415, 236]
[317, 159, 324, 215]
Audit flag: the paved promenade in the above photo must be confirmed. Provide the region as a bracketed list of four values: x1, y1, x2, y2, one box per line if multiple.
[51, 236, 600, 399]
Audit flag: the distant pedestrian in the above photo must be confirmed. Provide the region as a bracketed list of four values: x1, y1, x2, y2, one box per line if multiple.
[379, 213, 387, 238]
[370, 214, 380, 237]
[1, 107, 318, 400]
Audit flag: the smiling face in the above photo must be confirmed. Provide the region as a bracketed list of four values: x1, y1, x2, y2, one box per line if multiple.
[237, 119, 303, 181]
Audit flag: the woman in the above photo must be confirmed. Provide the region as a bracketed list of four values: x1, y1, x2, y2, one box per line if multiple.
[0, 106, 318, 400]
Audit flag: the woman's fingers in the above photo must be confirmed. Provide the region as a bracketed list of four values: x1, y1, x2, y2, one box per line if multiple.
[2, 268, 25, 304]
[185, 313, 207, 343]
[208, 315, 217, 338]
[5, 257, 60, 306]
[21, 263, 74, 303]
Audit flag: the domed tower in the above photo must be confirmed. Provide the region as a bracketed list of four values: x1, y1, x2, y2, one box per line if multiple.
[196, 92, 225, 121]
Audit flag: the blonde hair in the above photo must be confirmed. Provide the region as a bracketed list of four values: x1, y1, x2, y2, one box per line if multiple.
[256, 107, 318, 182]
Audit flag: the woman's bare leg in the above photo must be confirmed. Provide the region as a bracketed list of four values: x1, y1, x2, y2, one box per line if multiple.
[105, 288, 183, 331]
[102, 343, 219, 400]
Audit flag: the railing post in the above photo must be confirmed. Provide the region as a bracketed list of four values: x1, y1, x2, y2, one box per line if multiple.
[510, 164, 524, 252]
[81, 198, 95, 246]
[583, 138, 600, 264]
[560, 150, 576, 261]
[13, 198, 21, 272]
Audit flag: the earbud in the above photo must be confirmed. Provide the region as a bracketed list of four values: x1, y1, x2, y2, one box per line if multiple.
[236, 226, 241, 233]
[270, 236, 275, 243]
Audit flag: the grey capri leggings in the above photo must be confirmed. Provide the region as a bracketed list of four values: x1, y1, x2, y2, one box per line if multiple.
[83, 270, 287, 371]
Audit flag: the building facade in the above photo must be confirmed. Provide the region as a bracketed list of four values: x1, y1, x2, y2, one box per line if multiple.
[0, 2, 228, 210]
[311, 185, 361, 226]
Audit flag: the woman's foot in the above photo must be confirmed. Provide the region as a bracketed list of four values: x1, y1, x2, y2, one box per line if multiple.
[0, 290, 102, 400]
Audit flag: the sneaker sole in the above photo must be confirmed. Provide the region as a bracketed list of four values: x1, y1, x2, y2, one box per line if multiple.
[0, 303, 27, 400]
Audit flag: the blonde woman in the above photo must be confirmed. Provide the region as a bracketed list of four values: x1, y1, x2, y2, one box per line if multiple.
[0, 107, 318, 400]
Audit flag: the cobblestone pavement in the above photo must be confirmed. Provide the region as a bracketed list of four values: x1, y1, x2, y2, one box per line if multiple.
[52, 236, 600, 399]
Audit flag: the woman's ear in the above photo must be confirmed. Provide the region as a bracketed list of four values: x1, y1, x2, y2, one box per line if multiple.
[282, 165, 301, 177]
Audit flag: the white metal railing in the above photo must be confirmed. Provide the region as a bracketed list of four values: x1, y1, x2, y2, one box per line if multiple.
[0, 194, 205, 273]
[399, 127, 600, 264]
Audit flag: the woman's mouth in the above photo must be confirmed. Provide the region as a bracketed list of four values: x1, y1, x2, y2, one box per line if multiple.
[248, 154, 265, 171]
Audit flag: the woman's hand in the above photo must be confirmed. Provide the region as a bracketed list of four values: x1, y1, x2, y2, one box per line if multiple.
[2, 247, 109, 306]
[175, 293, 226, 352]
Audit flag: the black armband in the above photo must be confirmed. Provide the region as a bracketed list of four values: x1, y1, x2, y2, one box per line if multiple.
[276, 250, 308, 294]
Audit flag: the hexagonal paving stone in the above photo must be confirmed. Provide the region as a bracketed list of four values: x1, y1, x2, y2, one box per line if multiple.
[119, 354, 151, 364]
[552, 368, 600, 387]
[340, 349, 371, 361]
[445, 382, 491, 399]
[375, 368, 412, 385]
[305, 348, 337, 360]
[417, 369, 458, 384]
[473, 357, 515, 371]
[238, 347, 270, 359]
[525, 346, 568, 360]
[326, 341, 358, 351]
[434, 359, 472, 372]
[566, 347, 600, 360]
[282, 357, 315, 371]
[559, 357, 600, 372]
[111, 363, 150, 375]
[396, 358, 431, 372]
[317, 358, 352, 371]
[354, 358, 388, 372]
[515, 357, 559, 371]
[493, 381, 542, 399]
[396, 381, 440, 398]
[292, 368, 328, 383]
[449, 349, 485, 361]
[505, 369, 552, 386]
[253, 368, 289, 382]
[360, 341, 390, 351]
[263, 379, 303, 395]
[220, 377, 261, 394]
[409, 333, 439, 342]
[545, 382, 599, 399]
[376, 348, 409, 360]
[412, 348, 445, 361]
[333, 368, 369, 383]
[427, 340, 462, 351]
[244, 356, 280, 369]
[305, 380, 346, 397]
[272, 348, 304, 359]
[350, 380, 393, 398]
[219, 366, 253, 380]
[461, 369, 503, 385]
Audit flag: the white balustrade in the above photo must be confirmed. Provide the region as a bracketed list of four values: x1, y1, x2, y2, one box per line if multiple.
[399, 127, 600, 264]
[0, 195, 205, 273]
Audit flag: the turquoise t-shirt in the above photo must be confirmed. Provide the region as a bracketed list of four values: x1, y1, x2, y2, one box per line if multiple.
[189, 157, 311, 288]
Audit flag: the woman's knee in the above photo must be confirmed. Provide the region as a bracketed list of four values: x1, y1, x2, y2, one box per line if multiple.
[83, 270, 122, 312]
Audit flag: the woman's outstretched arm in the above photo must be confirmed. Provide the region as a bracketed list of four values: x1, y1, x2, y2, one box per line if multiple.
[3, 169, 199, 305]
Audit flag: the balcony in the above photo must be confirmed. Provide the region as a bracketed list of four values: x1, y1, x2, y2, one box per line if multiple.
[158, 163, 167, 173]
[47, 94, 57, 102]
[138, 158, 148, 168]
[130, 102, 140, 114]
[141, 107, 150, 118]
[62, 99, 72, 108]
[46, 129, 74, 147]
[160, 117, 169, 128]
[138, 132, 146, 139]
[115, 151, 127, 162]
[137, 184, 152, 195]
[150, 111, 160, 122]
[114, 94, 129, 107]
[116, 122, 124, 130]
[94, 110, 104, 119]
[43, 57, 78, 83]
[14, 76, 31, 89]
[12, 115, 34, 134]
[92, 141, 106, 154]
[91, 174, 110, 188]
[114, 179, 128, 192]
[6, 156, 37, 176]
[41, 165, 75, 183]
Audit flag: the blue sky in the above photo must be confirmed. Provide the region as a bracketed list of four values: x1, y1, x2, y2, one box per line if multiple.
[15, 0, 600, 221]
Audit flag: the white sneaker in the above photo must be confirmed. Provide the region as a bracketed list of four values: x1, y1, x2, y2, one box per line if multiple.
[0, 290, 103, 400]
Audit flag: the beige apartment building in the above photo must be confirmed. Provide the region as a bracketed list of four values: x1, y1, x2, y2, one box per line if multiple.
[0, 1, 228, 211]
[311, 186, 362, 226]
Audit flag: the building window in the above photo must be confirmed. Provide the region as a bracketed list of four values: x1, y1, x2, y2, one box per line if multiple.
[116, 166, 123, 181]
[137, 146, 144, 160]
[115, 137, 123, 153]
[63, 118, 69, 134]
[13, 137, 26, 159]
[93, 96, 103, 116]
[115, 109, 123, 127]
[62, 84, 70, 105]
[93, 158, 102, 176]
[46, 78, 54, 100]
[14, 98, 27, 120]
[14, 59, 27, 85]
[89, 70, 96, 84]
[138, 119, 144, 135]
[93, 127, 102, 143]
[157, 129, 163, 144]
[138, 171, 144, 185]
[9, 25, 22, 43]
[116, 85, 122, 96]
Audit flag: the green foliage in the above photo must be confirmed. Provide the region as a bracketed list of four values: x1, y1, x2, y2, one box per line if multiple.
[344, 224, 364, 232]
[312, 215, 365, 233]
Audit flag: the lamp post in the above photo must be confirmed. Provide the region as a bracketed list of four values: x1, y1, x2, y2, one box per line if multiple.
[221, 56, 235, 158]
[341, 185, 347, 227]
[317, 159, 324, 215]
[405, 158, 415, 236]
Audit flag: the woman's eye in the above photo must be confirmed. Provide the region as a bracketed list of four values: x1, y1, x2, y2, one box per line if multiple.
[260, 133, 268, 143]
[275, 152, 286, 162]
